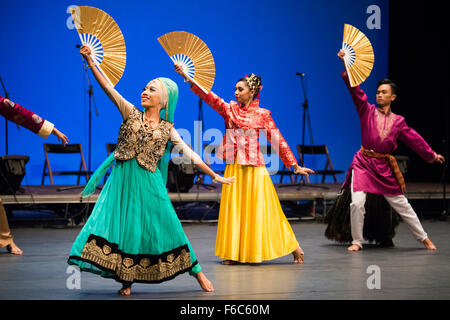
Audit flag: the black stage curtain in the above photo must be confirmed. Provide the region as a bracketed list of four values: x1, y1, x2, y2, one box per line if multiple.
[388, 2, 449, 183]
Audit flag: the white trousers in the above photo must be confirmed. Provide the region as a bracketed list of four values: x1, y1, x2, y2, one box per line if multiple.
[350, 170, 428, 248]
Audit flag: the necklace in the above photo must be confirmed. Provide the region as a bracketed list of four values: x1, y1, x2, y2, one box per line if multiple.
[144, 115, 160, 128]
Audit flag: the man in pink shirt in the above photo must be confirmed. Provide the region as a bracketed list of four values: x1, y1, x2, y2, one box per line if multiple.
[331, 50, 444, 251]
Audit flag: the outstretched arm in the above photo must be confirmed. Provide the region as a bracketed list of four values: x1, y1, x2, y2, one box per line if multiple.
[79, 46, 133, 120]
[1, 96, 69, 146]
[337, 50, 373, 118]
[170, 128, 235, 185]
[174, 63, 230, 118]
[397, 117, 445, 164]
[80, 45, 110, 89]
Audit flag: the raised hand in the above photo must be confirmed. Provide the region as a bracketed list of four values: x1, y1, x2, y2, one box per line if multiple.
[80, 45, 91, 60]
[78, 45, 109, 88]
[174, 63, 186, 77]
[337, 49, 347, 69]
[337, 49, 345, 60]
[174, 63, 193, 84]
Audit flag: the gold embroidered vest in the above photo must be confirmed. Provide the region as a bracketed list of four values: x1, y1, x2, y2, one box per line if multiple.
[114, 107, 173, 172]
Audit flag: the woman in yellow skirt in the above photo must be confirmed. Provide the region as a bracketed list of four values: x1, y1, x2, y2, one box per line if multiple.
[175, 65, 314, 264]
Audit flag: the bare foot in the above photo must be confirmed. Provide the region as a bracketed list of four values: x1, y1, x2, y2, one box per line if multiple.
[6, 242, 23, 255]
[423, 238, 437, 250]
[347, 244, 361, 251]
[221, 260, 237, 265]
[195, 272, 214, 292]
[118, 285, 132, 296]
[292, 246, 304, 264]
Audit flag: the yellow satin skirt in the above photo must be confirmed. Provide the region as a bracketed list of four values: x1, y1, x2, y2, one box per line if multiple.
[215, 164, 299, 263]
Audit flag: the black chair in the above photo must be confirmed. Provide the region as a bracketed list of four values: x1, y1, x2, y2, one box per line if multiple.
[41, 143, 89, 185]
[297, 145, 344, 183]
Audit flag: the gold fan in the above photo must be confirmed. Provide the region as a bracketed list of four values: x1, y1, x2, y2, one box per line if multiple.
[342, 24, 374, 87]
[158, 31, 215, 93]
[70, 6, 126, 86]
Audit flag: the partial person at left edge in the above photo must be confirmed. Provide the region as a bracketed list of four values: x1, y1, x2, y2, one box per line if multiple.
[1, 95, 69, 255]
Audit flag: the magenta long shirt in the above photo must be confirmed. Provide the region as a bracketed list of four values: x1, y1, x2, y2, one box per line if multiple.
[341, 72, 437, 196]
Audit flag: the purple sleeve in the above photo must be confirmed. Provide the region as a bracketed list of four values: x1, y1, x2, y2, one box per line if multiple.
[397, 117, 437, 163]
[0, 96, 47, 135]
[341, 71, 374, 118]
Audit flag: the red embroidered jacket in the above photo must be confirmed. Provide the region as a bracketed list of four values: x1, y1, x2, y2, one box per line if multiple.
[0, 95, 53, 138]
[191, 85, 298, 168]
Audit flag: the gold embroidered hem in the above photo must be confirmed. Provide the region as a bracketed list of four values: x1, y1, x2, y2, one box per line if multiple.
[70, 235, 196, 283]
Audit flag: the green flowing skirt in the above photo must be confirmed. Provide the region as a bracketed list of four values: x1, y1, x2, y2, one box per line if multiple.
[67, 158, 201, 284]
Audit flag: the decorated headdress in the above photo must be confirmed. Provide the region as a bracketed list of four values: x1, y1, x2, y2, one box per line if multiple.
[245, 73, 263, 99]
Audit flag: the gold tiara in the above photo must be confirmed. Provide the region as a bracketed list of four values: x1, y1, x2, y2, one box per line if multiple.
[246, 74, 261, 91]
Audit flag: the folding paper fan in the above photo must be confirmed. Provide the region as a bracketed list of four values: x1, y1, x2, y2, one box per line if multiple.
[70, 6, 126, 86]
[158, 31, 215, 93]
[342, 24, 374, 87]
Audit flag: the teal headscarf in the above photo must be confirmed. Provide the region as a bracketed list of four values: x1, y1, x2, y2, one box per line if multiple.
[81, 77, 178, 197]
[156, 77, 178, 185]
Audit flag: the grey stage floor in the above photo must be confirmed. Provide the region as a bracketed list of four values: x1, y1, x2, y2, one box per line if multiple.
[1, 220, 449, 300]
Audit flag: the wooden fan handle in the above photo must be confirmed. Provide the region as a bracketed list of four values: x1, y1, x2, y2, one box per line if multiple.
[190, 77, 208, 95]
[182, 73, 208, 95]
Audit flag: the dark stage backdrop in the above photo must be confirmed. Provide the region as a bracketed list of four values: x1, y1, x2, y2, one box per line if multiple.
[388, 2, 449, 183]
[1, 0, 390, 185]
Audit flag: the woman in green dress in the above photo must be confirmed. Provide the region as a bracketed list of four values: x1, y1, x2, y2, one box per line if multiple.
[67, 45, 234, 295]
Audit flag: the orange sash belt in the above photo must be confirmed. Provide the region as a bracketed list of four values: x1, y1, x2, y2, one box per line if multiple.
[360, 147, 405, 193]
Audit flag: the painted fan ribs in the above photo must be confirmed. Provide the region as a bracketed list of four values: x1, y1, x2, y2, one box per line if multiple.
[71, 6, 126, 86]
[158, 31, 215, 92]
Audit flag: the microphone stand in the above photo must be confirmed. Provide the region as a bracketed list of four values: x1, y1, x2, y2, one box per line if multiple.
[279, 73, 326, 190]
[299, 72, 314, 167]
[57, 52, 98, 192]
[194, 98, 215, 190]
[1, 76, 22, 156]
